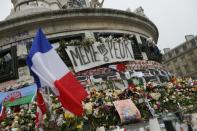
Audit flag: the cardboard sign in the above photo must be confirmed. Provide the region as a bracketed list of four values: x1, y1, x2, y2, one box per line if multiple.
[113, 99, 141, 123]
[66, 41, 134, 72]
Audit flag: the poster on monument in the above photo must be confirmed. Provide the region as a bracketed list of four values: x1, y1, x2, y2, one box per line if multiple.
[113, 99, 141, 123]
[66, 41, 134, 72]
[17, 44, 27, 56]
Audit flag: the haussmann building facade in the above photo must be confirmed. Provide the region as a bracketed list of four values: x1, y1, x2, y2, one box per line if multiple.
[163, 35, 197, 79]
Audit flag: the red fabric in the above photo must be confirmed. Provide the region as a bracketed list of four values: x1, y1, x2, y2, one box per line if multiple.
[35, 90, 47, 128]
[54, 72, 88, 116]
[35, 112, 39, 127]
[0, 106, 6, 122]
[0, 114, 6, 122]
[128, 83, 136, 92]
[9, 97, 15, 102]
[117, 63, 126, 72]
[37, 90, 47, 114]
[11, 106, 20, 113]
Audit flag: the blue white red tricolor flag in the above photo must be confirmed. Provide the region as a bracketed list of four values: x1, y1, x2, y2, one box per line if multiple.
[35, 90, 47, 128]
[26, 28, 88, 116]
[0, 104, 6, 121]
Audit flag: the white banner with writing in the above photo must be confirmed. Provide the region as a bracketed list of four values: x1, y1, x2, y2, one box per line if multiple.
[66, 41, 134, 72]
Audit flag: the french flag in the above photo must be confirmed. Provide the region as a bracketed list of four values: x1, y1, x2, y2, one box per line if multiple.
[26, 28, 88, 116]
[0, 104, 6, 122]
[35, 90, 47, 128]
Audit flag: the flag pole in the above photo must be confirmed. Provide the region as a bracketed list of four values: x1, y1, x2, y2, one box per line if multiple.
[46, 86, 52, 113]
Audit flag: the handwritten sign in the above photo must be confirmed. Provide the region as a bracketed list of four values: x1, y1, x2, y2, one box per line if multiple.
[76, 67, 113, 76]
[113, 99, 141, 123]
[127, 60, 163, 70]
[66, 41, 134, 72]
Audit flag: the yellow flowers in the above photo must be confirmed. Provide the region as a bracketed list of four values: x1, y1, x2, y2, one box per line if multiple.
[76, 123, 83, 129]
[64, 112, 75, 119]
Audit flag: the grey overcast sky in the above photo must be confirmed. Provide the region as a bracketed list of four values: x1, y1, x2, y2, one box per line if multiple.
[0, 0, 197, 51]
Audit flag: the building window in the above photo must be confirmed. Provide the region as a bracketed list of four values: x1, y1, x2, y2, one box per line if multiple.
[182, 44, 187, 51]
[175, 66, 182, 76]
[168, 52, 172, 58]
[191, 39, 196, 47]
[181, 56, 185, 60]
[175, 48, 179, 55]
[173, 59, 177, 64]
[166, 63, 170, 68]
[192, 60, 197, 68]
[184, 64, 191, 73]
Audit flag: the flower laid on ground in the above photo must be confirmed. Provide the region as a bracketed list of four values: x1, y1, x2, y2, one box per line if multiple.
[0, 77, 197, 130]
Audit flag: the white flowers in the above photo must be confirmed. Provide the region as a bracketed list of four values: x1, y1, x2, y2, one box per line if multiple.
[166, 83, 173, 88]
[150, 93, 161, 100]
[165, 98, 169, 102]
[57, 114, 64, 126]
[84, 102, 93, 115]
